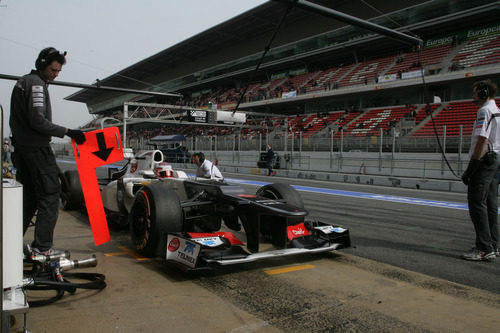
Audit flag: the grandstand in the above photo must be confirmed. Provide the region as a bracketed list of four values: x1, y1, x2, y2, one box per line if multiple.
[66, 0, 500, 159]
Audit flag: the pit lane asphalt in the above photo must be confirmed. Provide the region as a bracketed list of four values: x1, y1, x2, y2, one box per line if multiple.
[226, 171, 500, 295]
[14, 164, 498, 332]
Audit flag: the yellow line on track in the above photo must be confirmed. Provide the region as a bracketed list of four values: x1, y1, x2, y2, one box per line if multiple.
[104, 252, 126, 257]
[104, 246, 149, 261]
[264, 264, 315, 275]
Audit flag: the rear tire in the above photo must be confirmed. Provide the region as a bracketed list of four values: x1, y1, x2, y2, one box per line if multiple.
[60, 170, 83, 210]
[129, 184, 183, 257]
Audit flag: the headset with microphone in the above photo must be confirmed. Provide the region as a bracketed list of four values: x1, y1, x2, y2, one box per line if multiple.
[477, 80, 490, 100]
[35, 47, 67, 70]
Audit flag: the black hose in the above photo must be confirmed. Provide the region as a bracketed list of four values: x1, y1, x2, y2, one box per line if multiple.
[24, 270, 106, 307]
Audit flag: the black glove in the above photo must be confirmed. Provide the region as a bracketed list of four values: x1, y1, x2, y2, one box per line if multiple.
[67, 129, 86, 145]
[461, 159, 481, 185]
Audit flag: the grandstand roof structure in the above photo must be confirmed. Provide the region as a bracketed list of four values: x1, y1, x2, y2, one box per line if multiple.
[67, 0, 500, 119]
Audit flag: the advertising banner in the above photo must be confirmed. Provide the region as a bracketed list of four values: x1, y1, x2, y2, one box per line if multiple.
[401, 70, 423, 80]
[378, 74, 397, 83]
[282, 91, 297, 99]
[187, 110, 208, 123]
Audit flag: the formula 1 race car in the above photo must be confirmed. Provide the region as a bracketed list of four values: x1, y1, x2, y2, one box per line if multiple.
[60, 149, 350, 271]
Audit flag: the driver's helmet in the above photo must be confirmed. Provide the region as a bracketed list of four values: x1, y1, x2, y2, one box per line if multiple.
[154, 162, 173, 178]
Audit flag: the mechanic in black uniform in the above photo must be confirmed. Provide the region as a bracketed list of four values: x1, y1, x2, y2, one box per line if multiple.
[265, 144, 275, 176]
[461, 79, 500, 261]
[10, 47, 86, 255]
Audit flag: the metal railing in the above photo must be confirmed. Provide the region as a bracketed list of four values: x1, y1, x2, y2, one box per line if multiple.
[52, 125, 469, 181]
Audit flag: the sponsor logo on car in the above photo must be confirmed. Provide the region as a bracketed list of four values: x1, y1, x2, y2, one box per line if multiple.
[166, 235, 201, 268]
[287, 223, 310, 240]
[191, 236, 224, 247]
[168, 237, 180, 252]
[315, 225, 347, 234]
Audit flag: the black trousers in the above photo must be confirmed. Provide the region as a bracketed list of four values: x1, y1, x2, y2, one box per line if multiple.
[267, 161, 273, 175]
[467, 155, 499, 253]
[12, 147, 60, 251]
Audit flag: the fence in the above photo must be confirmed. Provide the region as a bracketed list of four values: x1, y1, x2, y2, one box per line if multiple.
[52, 127, 471, 181]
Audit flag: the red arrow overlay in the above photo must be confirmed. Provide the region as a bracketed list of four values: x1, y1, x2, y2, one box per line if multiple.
[72, 127, 124, 245]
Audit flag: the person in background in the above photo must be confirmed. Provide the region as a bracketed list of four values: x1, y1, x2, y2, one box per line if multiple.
[2, 139, 11, 164]
[10, 47, 86, 255]
[461, 79, 500, 261]
[193, 152, 223, 181]
[266, 144, 276, 176]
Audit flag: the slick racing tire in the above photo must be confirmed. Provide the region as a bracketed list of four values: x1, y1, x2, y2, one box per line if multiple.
[129, 184, 183, 257]
[256, 183, 304, 209]
[60, 170, 84, 210]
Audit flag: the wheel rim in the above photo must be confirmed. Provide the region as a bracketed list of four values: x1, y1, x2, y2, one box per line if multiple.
[131, 190, 152, 250]
[260, 188, 280, 200]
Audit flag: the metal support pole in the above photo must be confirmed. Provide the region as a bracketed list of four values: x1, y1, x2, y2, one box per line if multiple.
[391, 127, 396, 172]
[458, 125, 463, 174]
[284, 118, 288, 152]
[208, 136, 212, 160]
[232, 135, 235, 164]
[299, 131, 303, 168]
[123, 104, 128, 148]
[214, 135, 218, 162]
[441, 125, 447, 175]
[330, 131, 333, 169]
[0, 73, 182, 98]
[271, 0, 422, 46]
[379, 127, 383, 171]
[238, 131, 241, 164]
[265, 124, 269, 147]
[339, 129, 344, 170]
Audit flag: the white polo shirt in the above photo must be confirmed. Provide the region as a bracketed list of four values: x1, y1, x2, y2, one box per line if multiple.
[196, 159, 223, 181]
[469, 99, 500, 158]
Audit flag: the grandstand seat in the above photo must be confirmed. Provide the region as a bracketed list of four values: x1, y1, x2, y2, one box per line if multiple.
[339, 105, 416, 137]
[387, 44, 452, 76]
[452, 33, 500, 68]
[411, 101, 482, 137]
[338, 55, 395, 87]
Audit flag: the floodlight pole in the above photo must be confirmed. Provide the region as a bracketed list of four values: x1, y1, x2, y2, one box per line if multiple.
[273, 0, 423, 46]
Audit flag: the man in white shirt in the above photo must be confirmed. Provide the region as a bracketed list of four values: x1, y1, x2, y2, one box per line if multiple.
[461, 79, 500, 261]
[193, 152, 223, 181]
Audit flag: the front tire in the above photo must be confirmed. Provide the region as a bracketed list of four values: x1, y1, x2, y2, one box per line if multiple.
[60, 170, 83, 210]
[129, 184, 183, 257]
[256, 183, 304, 209]
[256, 183, 305, 247]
